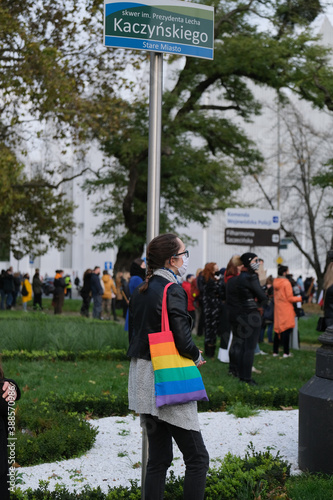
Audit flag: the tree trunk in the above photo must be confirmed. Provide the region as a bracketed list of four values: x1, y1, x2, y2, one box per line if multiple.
[114, 236, 145, 273]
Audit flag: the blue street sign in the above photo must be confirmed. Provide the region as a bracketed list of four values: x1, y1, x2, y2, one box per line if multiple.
[104, 261, 113, 270]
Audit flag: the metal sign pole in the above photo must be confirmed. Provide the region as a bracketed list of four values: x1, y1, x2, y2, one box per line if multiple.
[146, 52, 163, 243]
[141, 51, 163, 499]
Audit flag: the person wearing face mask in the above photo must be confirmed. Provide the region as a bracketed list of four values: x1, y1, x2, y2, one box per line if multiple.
[127, 233, 209, 500]
[201, 262, 225, 358]
[234, 252, 268, 385]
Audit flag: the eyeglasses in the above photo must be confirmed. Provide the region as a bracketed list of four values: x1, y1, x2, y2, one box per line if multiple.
[173, 250, 189, 259]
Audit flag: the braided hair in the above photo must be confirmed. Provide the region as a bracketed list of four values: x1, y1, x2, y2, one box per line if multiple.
[139, 233, 181, 293]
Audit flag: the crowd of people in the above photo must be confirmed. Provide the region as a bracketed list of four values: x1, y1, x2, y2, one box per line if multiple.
[0, 267, 75, 313]
[1, 237, 333, 500]
[178, 254, 309, 385]
[177, 254, 333, 388]
[125, 236, 333, 500]
[1, 253, 332, 357]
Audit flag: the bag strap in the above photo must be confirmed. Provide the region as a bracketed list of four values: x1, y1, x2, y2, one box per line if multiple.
[161, 282, 174, 332]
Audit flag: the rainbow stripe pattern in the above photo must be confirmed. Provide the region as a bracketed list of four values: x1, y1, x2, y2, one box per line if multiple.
[148, 283, 208, 408]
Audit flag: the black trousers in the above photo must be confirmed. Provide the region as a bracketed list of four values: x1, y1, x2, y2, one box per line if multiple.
[80, 295, 91, 317]
[33, 293, 42, 309]
[53, 293, 64, 314]
[142, 414, 209, 500]
[234, 310, 261, 382]
[273, 328, 292, 355]
[228, 318, 241, 377]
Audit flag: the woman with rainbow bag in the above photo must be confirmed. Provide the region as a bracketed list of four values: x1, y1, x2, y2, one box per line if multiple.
[127, 233, 209, 500]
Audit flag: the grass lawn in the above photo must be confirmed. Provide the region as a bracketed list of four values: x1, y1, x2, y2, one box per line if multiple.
[1, 307, 330, 498]
[0, 308, 321, 410]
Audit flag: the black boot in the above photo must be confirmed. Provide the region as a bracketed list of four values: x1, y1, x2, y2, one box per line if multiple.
[204, 343, 216, 358]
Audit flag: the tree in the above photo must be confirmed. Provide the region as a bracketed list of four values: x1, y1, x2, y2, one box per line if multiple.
[252, 99, 333, 290]
[0, 0, 130, 258]
[0, 144, 76, 259]
[85, 0, 333, 270]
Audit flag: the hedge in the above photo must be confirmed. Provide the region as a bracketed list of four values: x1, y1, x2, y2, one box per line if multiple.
[1, 349, 128, 362]
[15, 402, 98, 466]
[12, 444, 291, 499]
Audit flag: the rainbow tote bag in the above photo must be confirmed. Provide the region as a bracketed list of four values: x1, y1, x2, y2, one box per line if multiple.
[148, 282, 208, 408]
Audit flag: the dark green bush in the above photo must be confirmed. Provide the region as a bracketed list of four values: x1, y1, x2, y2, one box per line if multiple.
[1, 349, 127, 362]
[198, 385, 299, 412]
[203, 443, 291, 500]
[16, 402, 98, 466]
[46, 393, 129, 417]
[12, 445, 291, 499]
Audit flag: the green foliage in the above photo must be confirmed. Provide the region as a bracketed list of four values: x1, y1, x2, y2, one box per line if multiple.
[12, 483, 142, 499]
[198, 385, 299, 412]
[312, 158, 333, 218]
[0, 314, 128, 352]
[84, 0, 333, 268]
[204, 443, 291, 500]
[227, 402, 260, 418]
[12, 445, 291, 499]
[15, 403, 97, 466]
[46, 392, 129, 417]
[1, 349, 127, 362]
[286, 473, 333, 500]
[0, 0, 128, 258]
[275, 0, 322, 33]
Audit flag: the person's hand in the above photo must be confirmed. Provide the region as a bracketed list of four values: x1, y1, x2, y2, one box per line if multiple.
[2, 382, 17, 402]
[196, 350, 206, 368]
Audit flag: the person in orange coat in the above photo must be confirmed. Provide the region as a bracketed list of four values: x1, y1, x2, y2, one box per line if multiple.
[273, 265, 302, 358]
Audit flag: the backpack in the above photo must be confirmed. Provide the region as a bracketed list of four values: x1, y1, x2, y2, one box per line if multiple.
[22, 282, 28, 297]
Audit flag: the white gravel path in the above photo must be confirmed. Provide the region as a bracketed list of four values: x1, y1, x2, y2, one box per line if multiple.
[16, 410, 300, 493]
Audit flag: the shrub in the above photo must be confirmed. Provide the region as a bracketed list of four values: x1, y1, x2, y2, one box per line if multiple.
[46, 393, 129, 417]
[204, 443, 291, 500]
[1, 349, 127, 362]
[15, 402, 98, 466]
[227, 402, 260, 418]
[198, 385, 299, 412]
[12, 445, 291, 499]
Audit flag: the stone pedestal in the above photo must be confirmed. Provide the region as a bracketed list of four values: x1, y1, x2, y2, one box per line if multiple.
[299, 325, 333, 472]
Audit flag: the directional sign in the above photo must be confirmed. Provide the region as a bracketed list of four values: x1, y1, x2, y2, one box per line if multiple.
[225, 208, 281, 230]
[225, 228, 280, 247]
[104, 0, 214, 59]
[104, 261, 113, 270]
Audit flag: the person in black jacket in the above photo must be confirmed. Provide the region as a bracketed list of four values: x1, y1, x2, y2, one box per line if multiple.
[200, 262, 225, 358]
[90, 266, 104, 319]
[0, 270, 5, 310]
[53, 270, 66, 314]
[128, 233, 209, 500]
[323, 261, 333, 328]
[80, 269, 92, 317]
[224, 255, 243, 377]
[32, 269, 43, 310]
[0, 365, 20, 500]
[235, 252, 267, 386]
[3, 269, 15, 310]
